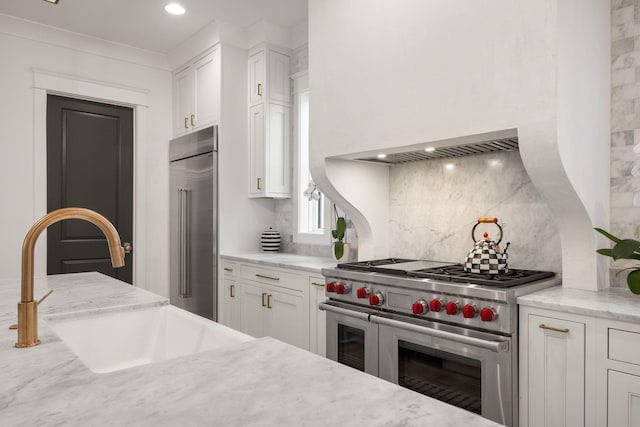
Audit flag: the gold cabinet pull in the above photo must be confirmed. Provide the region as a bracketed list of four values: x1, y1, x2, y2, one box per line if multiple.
[261, 292, 267, 307]
[267, 294, 272, 309]
[539, 324, 570, 334]
[311, 282, 325, 287]
[184, 117, 189, 129]
[223, 267, 233, 272]
[257, 83, 262, 96]
[256, 274, 279, 281]
[190, 114, 195, 127]
[230, 284, 235, 298]
[257, 177, 262, 191]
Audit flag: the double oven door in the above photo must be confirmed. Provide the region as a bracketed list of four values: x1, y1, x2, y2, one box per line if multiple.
[321, 301, 516, 427]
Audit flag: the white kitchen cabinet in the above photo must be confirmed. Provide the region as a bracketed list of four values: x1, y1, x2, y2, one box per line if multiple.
[608, 370, 640, 426]
[238, 263, 309, 350]
[219, 261, 241, 330]
[173, 47, 220, 136]
[247, 44, 291, 198]
[522, 312, 586, 427]
[309, 276, 326, 357]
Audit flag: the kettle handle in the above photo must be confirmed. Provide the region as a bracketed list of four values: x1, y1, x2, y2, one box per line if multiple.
[471, 218, 503, 244]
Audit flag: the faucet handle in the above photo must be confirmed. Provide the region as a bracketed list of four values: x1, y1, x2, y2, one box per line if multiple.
[9, 290, 53, 330]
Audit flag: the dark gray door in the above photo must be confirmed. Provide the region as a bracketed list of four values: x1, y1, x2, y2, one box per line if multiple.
[46, 95, 133, 283]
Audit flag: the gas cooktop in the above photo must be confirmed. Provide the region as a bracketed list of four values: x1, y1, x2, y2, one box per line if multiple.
[336, 258, 555, 288]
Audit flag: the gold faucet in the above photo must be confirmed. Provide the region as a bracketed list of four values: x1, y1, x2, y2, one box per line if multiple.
[16, 208, 125, 348]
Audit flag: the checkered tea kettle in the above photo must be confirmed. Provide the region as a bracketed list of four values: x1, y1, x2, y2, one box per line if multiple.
[464, 217, 510, 274]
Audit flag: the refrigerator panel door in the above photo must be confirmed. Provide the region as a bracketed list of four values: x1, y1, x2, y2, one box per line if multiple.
[170, 151, 215, 320]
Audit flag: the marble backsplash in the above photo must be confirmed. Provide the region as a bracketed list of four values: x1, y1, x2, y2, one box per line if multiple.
[388, 150, 562, 273]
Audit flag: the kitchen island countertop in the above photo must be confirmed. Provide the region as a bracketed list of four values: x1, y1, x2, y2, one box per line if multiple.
[1, 272, 501, 426]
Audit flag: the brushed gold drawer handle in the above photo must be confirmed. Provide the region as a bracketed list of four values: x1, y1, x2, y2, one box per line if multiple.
[184, 117, 189, 129]
[267, 294, 272, 309]
[311, 282, 325, 287]
[257, 177, 262, 191]
[190, 114, 195, 127]
[261, 292, 267, 307]
[256, 274, 280, 281]
[257, 83, 262, 96]
[223, 267, 233, 272]
[539, 324, 570, 333]
[230, 284, 235, 298]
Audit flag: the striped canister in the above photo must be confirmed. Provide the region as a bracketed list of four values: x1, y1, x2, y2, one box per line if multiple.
[261, 227, 281, 252]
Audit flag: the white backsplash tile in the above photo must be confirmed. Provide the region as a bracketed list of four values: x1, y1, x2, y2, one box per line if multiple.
[388, 151, 562, 273]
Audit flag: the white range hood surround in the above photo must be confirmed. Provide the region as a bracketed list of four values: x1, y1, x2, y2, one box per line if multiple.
[308, 0, 610, 290]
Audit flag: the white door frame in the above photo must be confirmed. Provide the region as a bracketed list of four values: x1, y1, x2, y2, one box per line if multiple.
[32, 68, 148, 286]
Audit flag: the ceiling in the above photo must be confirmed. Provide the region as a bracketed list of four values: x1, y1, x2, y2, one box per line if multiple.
[0, 0, 307, 53]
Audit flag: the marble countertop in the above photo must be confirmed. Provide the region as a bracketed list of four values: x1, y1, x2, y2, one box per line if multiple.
[1, 272, 501, 426]
[221, 252, 338, 275]
[518, 286, 640, 323]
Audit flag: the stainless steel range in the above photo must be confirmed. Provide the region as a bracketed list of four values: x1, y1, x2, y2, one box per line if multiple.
[320, 258, 560, 427]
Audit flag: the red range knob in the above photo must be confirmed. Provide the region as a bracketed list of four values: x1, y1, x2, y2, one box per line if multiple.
[429, 299, 443, 312]
[326, 282, 336, 293]
[445, 301, 460, 315]
[356, 287, 370, 299]
[369, 292, 384, 306]
[412, 300, 427, 315]
[336, 283, 351, 294]
[480, 307, 497, 322]
[462, 304, 477, 319]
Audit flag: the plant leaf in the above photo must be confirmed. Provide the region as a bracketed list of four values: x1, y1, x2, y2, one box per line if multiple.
[594, 228, 622, 244]
[331, 230, 338, 239]
[627, 270, 640, 295]
[596, 248, 613, 258]
[336, 217, 346, 239]
[334, 242, 344, 260]
[612, 239, 640, 260]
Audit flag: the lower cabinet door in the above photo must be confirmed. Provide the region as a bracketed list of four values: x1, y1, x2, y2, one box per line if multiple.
[221, 278, 241, 330]
[609, 370, 640, 426]
[309, 277, 326, 357]
[266, 289, 308, 350]
[240, 282, 269, 338]
[527, 314, 585, 427]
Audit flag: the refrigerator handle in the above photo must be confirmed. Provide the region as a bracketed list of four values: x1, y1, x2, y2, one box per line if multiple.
[179, 188, 192, 298]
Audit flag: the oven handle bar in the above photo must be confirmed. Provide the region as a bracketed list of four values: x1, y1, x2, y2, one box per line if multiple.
[319, 302, 371, 321]
[369, 315, 509, 353]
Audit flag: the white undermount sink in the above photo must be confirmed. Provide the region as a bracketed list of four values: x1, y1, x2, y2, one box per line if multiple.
[44, 305, 253, 373]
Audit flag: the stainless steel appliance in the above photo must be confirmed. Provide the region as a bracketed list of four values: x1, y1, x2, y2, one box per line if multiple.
[320, 259, 560, 427]
[169, 126, 217, 320]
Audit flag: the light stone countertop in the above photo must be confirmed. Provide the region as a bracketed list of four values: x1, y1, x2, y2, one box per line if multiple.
[518, 286, 640, 322]
[1, 272, 501, 427]
[221, 252, 338, 275]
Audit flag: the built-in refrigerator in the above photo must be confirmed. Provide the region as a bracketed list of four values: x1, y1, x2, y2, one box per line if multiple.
[169, 126, 217, 320]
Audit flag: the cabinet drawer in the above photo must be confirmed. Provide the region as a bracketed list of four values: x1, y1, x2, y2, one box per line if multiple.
[221, 260, 238, 276]
[240, 264, 305, 292]
[609, 328, 640, 366]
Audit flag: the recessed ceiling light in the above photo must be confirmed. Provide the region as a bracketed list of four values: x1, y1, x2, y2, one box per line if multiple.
[377, 153, 387, 159]
[165, 3, 185, 15]
[43, 0, 59, 4]
[424, 147, 435, 152]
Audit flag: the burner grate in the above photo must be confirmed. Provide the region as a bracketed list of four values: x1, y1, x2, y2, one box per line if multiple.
[407, 264, 555, 287]
[336, 258, 416, 272]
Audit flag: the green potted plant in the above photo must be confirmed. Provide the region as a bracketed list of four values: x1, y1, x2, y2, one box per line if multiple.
[332, 205, 348, 260]
[595, 228, 640, 294]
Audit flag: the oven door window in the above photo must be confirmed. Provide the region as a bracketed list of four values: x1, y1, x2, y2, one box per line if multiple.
[338, 324, 365, 372]
[398, 340, 482, 414]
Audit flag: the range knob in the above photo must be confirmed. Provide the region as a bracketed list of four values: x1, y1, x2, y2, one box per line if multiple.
[336, 283, 351, 295]
[369, 292, 385, 306]
[356, 287, 370, 299]
[462, 304, 477, 319]
[412, 299, 428, 315]
[445, 301, 460, 315]
[480, 307, 497, 322]
[326, 282, 337, 293]
[429, 298, 444, 312]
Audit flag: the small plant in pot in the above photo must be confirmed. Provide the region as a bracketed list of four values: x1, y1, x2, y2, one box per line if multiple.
[332, 205, 347, 260]
[595, 228, 640, 294]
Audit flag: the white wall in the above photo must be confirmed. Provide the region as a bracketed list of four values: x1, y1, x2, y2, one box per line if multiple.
[308, 0, 609, 290]
[0, 22, 172, 297]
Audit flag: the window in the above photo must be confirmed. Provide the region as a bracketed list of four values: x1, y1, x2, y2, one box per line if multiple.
[293, 73, 330, 244]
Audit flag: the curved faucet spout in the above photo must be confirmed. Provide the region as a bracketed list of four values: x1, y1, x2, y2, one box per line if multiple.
[17, 207, 126, 348]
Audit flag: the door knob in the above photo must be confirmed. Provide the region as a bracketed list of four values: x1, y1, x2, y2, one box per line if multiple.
[123, 242, 133, 254]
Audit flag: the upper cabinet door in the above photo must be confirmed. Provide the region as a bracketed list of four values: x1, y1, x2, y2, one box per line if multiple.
[174, 67, 193, 136]
[268, 51, 290, 104]
[193, 49, 220, 128]
[249, 51, 265, 106]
